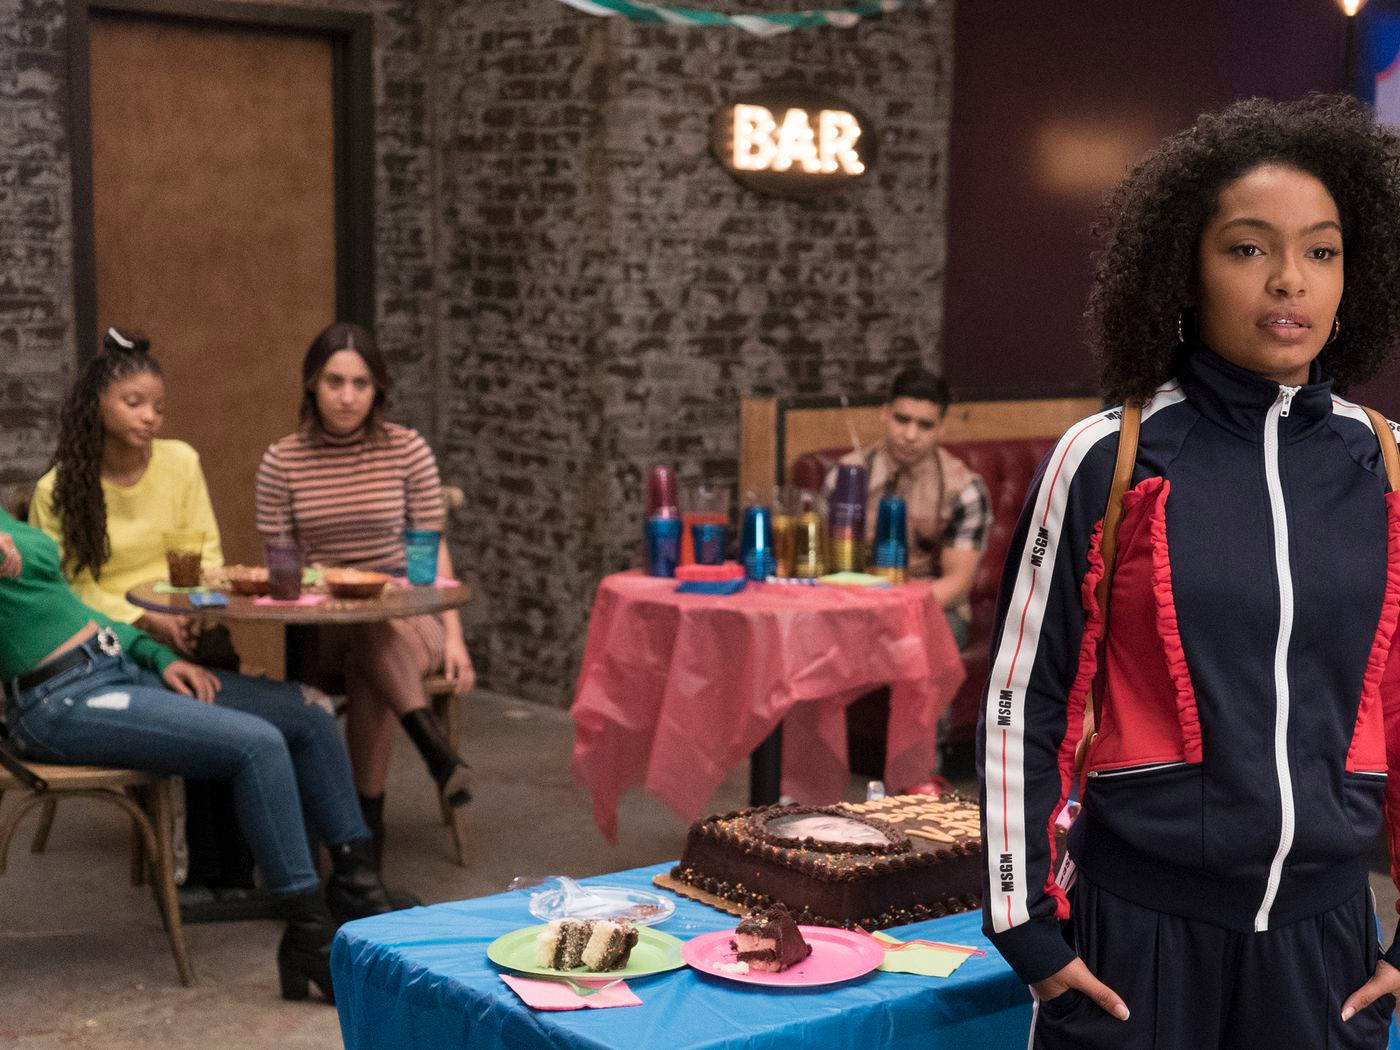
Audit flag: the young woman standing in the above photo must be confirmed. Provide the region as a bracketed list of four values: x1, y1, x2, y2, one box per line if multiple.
[981, 95, 1400, 1048]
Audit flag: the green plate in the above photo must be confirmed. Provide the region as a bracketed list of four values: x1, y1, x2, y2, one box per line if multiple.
[487, 923, 685, 979]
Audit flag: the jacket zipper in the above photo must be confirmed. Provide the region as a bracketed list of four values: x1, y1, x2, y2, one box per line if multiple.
[1086, 761, 1189, 779]
[1255, 383, 1300, 932]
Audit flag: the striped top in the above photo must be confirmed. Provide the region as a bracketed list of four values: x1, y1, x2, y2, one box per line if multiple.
[255, 422, 445, 573]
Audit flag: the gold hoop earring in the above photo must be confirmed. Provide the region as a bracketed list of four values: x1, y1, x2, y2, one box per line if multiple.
[1327, 317, 1340, 346]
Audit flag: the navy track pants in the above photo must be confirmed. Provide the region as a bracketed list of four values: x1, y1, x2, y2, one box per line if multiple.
[1031, 876, 1395, 1050]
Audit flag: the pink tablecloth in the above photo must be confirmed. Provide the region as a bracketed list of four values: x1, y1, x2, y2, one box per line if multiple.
[570, 572, 966, 842]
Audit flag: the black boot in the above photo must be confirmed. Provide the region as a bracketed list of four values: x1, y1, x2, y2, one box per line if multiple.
[326, 837, 422, 924]
[400, 708, 472, 807]
[276, 889, 337, 1004]
[358, 793, 385, 869]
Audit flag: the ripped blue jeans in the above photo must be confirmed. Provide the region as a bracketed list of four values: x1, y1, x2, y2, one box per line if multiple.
[5, 637, 367, 895]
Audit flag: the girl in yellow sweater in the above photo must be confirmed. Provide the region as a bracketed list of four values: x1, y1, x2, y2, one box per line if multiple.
[30, 328, 220, 657]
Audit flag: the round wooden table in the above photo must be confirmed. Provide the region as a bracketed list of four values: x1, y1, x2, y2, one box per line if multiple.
[127, 579, 472, 625]
[126, 579, 472, 679]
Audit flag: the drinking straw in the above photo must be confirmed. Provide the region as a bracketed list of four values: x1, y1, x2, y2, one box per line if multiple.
[840, 394, 863, 455]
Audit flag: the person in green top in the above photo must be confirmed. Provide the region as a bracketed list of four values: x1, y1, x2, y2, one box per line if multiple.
[0, 508, 401, 1003]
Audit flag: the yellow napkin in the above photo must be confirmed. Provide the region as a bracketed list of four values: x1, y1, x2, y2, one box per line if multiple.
[873, 931, 976, 977]
[817, 571, 891, 587]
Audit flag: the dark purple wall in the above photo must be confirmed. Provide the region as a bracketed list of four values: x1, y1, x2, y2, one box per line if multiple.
[944, 1, 1400, 415]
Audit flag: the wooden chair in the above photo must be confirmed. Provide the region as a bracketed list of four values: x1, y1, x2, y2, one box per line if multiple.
[425, 674, 469, 866]
[0, 760, 195, 985]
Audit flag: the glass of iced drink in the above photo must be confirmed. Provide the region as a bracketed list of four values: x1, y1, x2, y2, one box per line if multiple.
[162, 529, 205, 588]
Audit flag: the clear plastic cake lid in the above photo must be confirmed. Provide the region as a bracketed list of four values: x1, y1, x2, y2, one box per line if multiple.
[525, 876, 676, 926]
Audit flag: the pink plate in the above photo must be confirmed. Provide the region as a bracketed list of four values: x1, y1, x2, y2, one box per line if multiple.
[682, 925, 885, 987]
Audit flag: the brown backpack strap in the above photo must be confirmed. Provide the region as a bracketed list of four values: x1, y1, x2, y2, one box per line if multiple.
[1075, 402, 1142, 775]
[1362, 407, 1400, 492]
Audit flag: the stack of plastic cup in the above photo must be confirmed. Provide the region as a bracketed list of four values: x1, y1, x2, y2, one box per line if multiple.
[827, 464, 868, 573]
[741, 504, 776, 581]
[645, 466, 682, 577]
[872, 496, 909, 584]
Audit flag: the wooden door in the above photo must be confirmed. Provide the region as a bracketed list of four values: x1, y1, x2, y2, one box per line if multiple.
[88, 12, 338, 675]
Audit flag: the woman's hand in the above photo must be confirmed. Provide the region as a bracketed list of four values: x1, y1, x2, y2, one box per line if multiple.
[1342, 958, 1400, 1022]
[0, 532, 21, 579]
[1031, 957, 1130, 1021]
[162, 660, 222, 704]
[136, 611, 195, 654]
[442, 633, 476, 697]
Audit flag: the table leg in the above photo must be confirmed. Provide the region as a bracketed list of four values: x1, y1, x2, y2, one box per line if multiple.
[284, 624, 316, 684]
[749, 725, 783, 806]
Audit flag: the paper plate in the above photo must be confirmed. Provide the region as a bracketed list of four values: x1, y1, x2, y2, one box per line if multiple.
[528, 880, 676, 927]
[682, 926, 885, 987]
[487, 923, 685, 979]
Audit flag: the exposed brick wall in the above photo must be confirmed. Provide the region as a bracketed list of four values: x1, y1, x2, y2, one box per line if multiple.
[0, 0, 74, 491]
[0, 0, 952, 707]
[434, 0, 952, 703]
[0, 0, 439, 483]
[241, 0, 440, 441]
[432, 3, 616, 699]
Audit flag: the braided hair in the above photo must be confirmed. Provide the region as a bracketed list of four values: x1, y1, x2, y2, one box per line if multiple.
[50, 328, 162, 580]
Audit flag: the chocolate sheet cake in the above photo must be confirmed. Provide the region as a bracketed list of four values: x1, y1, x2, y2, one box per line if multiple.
[668, 794, 983, 930]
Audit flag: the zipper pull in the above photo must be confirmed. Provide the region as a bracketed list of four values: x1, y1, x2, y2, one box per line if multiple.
[1278, 384, 1300, 417]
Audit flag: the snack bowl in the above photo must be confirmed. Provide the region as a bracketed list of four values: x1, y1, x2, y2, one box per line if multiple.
[223, 565, 271, 597]
[323, 568, 390, 600]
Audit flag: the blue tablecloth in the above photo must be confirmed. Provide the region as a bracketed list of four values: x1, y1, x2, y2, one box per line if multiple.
[331, 862, 1033, 1050]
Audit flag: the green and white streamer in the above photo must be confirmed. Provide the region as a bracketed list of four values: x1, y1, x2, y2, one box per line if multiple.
[552, 0, 925, 37]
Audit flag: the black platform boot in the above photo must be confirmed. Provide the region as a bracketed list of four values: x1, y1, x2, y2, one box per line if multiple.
[326, 838, 421, 925]
[276, 889, 337, 1004]
[400, 708, 472, 807]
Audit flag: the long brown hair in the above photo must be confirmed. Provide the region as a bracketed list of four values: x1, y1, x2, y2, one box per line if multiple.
[299, 322, 390, 442]
[50, 328, 162, 580]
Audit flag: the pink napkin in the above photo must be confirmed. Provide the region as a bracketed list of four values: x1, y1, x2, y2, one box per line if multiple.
[499, 974, 640, 1010]
[389, 576, 461, 588]
[253, 594, 330, 607]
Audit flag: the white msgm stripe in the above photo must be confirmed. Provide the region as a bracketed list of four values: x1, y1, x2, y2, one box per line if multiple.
[984, 383, 1185, 934]
[1331, 394, 1400, 445]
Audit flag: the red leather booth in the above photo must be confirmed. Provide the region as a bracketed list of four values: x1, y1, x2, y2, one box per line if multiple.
[790, 436, 1057, 760]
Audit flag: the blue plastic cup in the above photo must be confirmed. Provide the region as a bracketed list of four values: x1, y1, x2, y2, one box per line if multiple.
[645, 516, 683, 577]
[873, 497, 908, 568]
[741, 505, 775, 581]
[403, 528, 441, 585]
[692, 522, 729, 565]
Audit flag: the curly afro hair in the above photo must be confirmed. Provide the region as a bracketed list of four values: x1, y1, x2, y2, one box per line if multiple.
[1087, 93, 1400, 403]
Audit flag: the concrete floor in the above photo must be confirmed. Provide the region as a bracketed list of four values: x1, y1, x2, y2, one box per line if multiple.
[0, 690, 759, 1049]
[1, 692, 1396, 1049]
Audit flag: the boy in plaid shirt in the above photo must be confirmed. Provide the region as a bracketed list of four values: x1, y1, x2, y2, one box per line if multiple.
[823, 366, 990, 645]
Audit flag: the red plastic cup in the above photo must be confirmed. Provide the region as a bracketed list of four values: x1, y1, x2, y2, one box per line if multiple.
[647, 466, 680, 519]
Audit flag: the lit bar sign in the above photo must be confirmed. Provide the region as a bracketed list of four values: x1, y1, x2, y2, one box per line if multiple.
[711, 85, 875, 199]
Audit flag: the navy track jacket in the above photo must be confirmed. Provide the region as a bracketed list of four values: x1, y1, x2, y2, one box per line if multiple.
[979, 347, 1400, 985]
